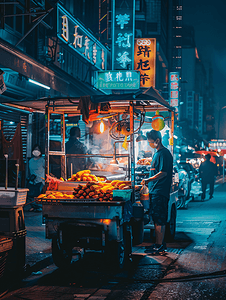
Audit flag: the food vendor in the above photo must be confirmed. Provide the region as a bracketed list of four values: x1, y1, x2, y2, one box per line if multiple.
[66, 127, 93, 177]
[141, 129, 173, 255]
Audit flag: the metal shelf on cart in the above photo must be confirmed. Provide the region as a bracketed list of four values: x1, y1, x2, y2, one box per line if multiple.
[35, 197, 128, 206]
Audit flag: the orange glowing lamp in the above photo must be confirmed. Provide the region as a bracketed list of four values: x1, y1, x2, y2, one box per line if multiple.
[100, 120, 104, 133]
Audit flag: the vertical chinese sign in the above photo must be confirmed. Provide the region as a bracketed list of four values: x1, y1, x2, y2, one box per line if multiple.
[57, 4, 107, 70]
[169, 72, 180, 107]
[134, 38, 156, 88]
[112, 0, 135, 70]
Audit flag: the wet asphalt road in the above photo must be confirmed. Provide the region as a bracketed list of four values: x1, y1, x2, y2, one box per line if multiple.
[2, 183, 226, 299]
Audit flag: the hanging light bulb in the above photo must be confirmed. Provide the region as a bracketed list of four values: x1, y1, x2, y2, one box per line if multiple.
[100, 120, 104, 133]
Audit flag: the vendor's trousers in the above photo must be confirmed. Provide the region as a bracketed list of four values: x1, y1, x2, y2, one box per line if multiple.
[201, 179, 214, 200]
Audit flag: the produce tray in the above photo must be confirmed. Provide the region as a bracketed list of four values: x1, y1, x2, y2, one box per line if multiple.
[0, 188, 29, 206]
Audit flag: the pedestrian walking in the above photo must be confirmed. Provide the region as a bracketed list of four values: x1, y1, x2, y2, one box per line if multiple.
[199, 153, 217, 200]
[141, 130, 173, 255]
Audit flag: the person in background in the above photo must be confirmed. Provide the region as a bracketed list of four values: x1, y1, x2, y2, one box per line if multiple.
[199, 154, 217, 200]
[66, 127, 92, 177]
[28, 144, 45, 212]
[141, 130, 173, 255]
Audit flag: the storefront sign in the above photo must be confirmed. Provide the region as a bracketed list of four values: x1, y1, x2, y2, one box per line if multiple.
[112, 0, 135, 70]
[169, 72, 180, 107]
[57, 4, 107, 70]
[209, 140, 226, 150]
[134, 38, 156, 88]
[96, 70, 140, 89]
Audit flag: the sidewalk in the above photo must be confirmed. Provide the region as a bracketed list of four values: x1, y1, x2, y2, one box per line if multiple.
[24, 210, 52, 272]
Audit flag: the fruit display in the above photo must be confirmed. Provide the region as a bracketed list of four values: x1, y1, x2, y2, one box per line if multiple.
[137, 158, 152, 165]
[73, 180, 131, 201]
[67, 170, 105, 182]
[37, 180, 131, 201]
[73, 182, 112, 201]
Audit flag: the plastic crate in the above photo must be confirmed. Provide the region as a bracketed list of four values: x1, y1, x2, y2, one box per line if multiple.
[0, 188, 29, 206]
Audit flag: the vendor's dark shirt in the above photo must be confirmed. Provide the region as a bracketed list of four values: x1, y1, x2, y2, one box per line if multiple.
[148, 147, 173, 199]
[66, 137, 88, 176]
[199, 160, 217, 181]
[66, 137, 87, 155]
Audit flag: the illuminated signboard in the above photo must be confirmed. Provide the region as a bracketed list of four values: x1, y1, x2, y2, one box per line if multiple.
[112, 0, 135, 70]
[96, 70, 140, 90]
[169, 72, 180, 107]
[134, 38, 156, 88]
[209, 140, 226, 150]
[57, 4, 107, 70]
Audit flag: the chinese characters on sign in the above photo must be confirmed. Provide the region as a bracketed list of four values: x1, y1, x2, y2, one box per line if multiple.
[97, 70, 140, 90]
[134, 38, 156, 88]
[112, 0, 135, 70]
[169, 72, 180, 107]
[57, 4, 107, 70]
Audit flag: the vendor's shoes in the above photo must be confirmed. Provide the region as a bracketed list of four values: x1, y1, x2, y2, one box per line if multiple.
[145, 243, 166, 255]
[209, 195, 213, 199]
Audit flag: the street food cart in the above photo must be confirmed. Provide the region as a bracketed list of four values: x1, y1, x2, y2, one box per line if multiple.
[3, 88, 176, 269]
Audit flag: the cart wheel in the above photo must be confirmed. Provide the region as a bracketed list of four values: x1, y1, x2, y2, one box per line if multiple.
[52, 237, 72, 269]
[105, 241, 125, 270]
[165, 206, 176, 242]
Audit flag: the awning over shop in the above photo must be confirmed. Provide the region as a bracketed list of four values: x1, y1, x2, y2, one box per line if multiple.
[0, 38, 103, 98]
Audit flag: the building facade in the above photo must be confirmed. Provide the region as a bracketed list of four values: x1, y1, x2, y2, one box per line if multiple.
[0, 0, 109, 184]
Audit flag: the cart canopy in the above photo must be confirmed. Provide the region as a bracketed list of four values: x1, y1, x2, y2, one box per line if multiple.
[0, 87, 174, 114]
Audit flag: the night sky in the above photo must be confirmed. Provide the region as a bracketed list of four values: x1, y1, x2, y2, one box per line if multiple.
[183, 0, 226, 138]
